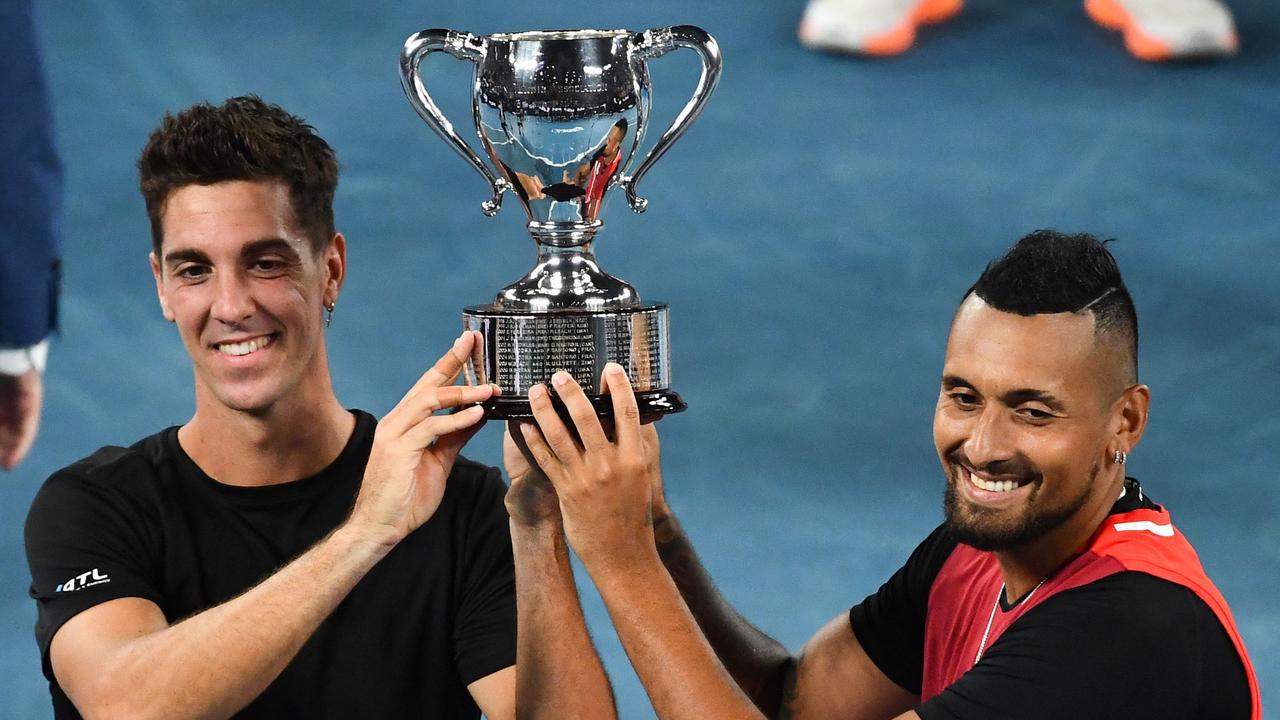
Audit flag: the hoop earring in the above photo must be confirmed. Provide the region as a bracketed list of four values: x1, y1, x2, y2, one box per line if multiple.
[325, 302, 335, 328]
[1113, 450, 1127, 465]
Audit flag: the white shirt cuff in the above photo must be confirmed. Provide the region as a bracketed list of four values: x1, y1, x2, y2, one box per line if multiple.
[0, 339, 50, 375]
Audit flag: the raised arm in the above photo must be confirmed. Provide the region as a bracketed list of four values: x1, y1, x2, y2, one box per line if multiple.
[45, 333, 500, 720]
[518, 366, 760, 720]
[519, 366, 919, 720]
[647, 466, 793, 711]
[504, 423, 616, 720]
[650, 458, 917, 718]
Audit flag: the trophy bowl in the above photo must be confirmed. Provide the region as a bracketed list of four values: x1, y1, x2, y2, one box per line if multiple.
[400, 26, 721, 417]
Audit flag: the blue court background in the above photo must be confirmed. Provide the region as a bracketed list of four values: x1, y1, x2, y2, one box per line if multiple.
[2, 0, 1277, 716]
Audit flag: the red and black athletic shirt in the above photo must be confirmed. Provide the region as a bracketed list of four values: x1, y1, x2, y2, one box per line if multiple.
[849, 479, 1260, 719]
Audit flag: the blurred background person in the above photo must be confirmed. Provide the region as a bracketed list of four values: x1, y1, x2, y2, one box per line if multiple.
[0, 0, 62, 471]
[799, 0, 1239, 60]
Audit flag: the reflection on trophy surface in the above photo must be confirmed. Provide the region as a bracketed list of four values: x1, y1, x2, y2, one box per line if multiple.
[400, 25, 721, 417]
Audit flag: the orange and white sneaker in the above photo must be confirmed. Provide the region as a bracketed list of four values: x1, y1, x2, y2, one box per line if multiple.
[1085, 0, 1239, 61]
[798, 0, 964, 56]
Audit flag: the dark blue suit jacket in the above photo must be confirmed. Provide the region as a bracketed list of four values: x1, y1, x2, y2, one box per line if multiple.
[0, 0, 62, 349]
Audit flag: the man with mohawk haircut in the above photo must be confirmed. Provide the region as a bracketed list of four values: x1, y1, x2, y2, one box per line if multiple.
[512, 230, 1259, 719]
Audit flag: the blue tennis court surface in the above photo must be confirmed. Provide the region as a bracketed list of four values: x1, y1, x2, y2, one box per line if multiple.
[1, 0, 1276, 716]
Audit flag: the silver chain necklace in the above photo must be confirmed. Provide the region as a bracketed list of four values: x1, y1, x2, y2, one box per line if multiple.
[974, 579, 1047, 664]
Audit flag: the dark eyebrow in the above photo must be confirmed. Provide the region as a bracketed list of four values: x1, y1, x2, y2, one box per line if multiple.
[162, 248, 210, 267]
[1000, 388, 1065, 412]
[241, 238, 300, 260]
[162, 238, 299, 267]
[942, 376, 1065, 411]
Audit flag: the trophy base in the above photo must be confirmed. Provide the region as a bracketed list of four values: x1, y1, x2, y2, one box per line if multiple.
[480, 389, 687, 420]
[463, 302, 684, 419]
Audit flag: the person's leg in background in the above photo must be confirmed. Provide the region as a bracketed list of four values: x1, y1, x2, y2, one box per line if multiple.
[1085, 0, 1238, 61]
[798, 0, 963, 57]
[798, 0, 1238, 60]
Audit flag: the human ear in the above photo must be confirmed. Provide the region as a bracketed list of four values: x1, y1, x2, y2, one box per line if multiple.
[149, 252, 175, 322]
[1111, 384, 1150, 456]
[323, 233, 346, 306]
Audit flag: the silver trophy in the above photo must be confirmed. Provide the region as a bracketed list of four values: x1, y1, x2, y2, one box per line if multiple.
[400, 26, 721, 417]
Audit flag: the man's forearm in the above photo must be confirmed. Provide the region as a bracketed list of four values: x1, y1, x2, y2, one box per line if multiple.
[512, 521, 616, 720]
[80, 524, 388, 720]
[652, 509, 794, 715]
[589, 545, 764, 720]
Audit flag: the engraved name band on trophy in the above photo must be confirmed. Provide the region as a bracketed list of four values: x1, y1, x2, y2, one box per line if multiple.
[399, 25, 722, 417]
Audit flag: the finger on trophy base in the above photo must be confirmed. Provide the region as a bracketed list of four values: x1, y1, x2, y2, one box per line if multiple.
[480, 390, 686, 421]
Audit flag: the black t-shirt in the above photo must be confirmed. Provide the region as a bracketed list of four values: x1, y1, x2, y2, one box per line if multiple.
[25, 410, 516, 719]
[849, 482, 1251, 719]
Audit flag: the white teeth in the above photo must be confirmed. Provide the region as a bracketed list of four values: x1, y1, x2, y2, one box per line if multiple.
[217, 335, 273, 357]
[967, 469, 1020, 494]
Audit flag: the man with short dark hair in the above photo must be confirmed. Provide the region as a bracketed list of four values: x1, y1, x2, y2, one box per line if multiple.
[23, 96, 611, 719]
[513, 231, 1260, 719]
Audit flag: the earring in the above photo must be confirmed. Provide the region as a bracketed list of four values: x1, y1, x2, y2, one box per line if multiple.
[325, 302, 335, 328]
[1113, 450, 1127, 465]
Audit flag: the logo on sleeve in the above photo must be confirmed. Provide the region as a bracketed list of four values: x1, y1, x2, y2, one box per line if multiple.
[55, 569, 111, 592]
[1113, 520, 1175, 537]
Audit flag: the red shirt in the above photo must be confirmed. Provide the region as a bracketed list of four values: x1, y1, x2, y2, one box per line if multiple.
[922, 506, 1260, 719]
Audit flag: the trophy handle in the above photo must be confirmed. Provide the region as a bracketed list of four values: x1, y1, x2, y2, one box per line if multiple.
[621, 25, 723, 214]
[400, 29, 510, 217]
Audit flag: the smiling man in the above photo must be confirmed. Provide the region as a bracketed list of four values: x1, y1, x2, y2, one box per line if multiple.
[22, 96, 608, 719]
[514, 231, 1260, 719]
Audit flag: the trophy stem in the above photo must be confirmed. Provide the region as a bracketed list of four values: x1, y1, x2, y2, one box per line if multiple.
[495, 239, 640, 311]
[527, 219, 601, 248]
